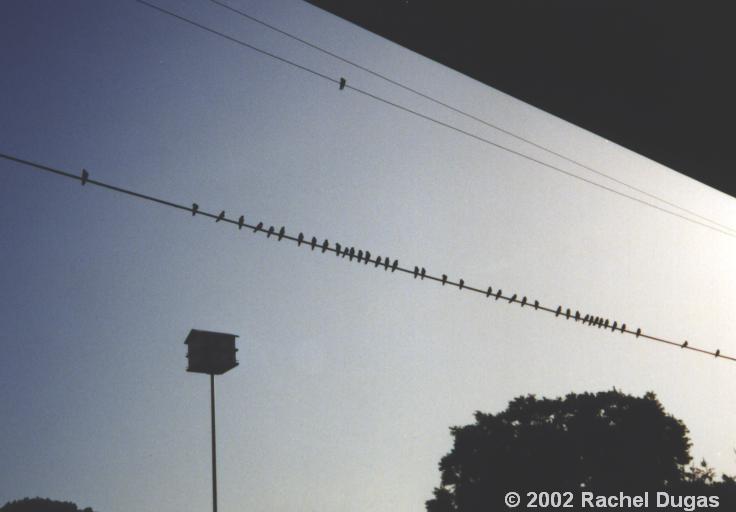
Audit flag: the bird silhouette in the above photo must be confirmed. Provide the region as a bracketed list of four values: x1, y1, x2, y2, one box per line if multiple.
[364, 251, 371, 264]
[321, 239, 329, 253]
[191, 203, 199, 216]
[442, 274, 447, 285]
[348, 247, 355, 261]
[495, 289, 503, 300]
[391, 259, 398, 272]
[574, 311, 580, 321]
[413, 267, 419, 279]
[310, 237, 317, 250]
[254, 222, 263, 233]
[681, 340, 688, 348]
[565, 308, 571, 319]
[297, 232, 304, 246]
[583, 314, 590, 323]
[715, 349, 720, 358]
[458, 279, 464, 290]
[334, 241, 340, 254]
[508, 294, 516, 304]
[216, 211, 226, 222]
[357, 250, 363, 263]
[375, 256, 382, 267]
[278, 227, 285, 241]
[521, 296, 527, 307]
[636, 328, 641, 337]
[620, 323, 626, 333]
[383, 257, 390, 270]
[555, 306, 562, 317]
[420, 267, 426, 279]
[266, 226, 275, 237]
[486, 286, 492, 297]
[604, 319, 609, 329]
[238, 215, 244, 229]
[80, 168, 89, 185]
[534, 300, 539, 310]
[339, 77, 346, 90]
[612, 321, 617, 332]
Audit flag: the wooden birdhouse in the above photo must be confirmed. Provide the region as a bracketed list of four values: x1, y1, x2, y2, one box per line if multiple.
[185, 329, 239, 375]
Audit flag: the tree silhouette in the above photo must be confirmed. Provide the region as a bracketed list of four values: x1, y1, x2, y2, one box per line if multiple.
[426, 390, 735, 511]
[0, 498, 94, 512]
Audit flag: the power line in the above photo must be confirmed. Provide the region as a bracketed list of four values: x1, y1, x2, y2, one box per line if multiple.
[2, 150, 733, 364]
[132, 0, 736, 240]
[209, 0, 736, 237]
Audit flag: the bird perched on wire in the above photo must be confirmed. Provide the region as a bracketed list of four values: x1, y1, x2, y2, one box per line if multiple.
[266, 226, 275, 238]
[413, 267, 419, 279]
[191, 203, 199, 216]
[565, 308, 571, 319]
[612, 321, 617, 332]
[521, 296, 527, 307]
[215, 211, 226, 222]
[356, 250, 363, 263]
[441, 274, 447, 285]
[574, 311, 580, 321]
[310, 237, 317, 250]
[374, 256, 382, 268]
[254, 222, 263, 233]
[383, 258, 390, 271]
[534, 300, 539, 310]
[555, 306, 562, 317]
[420, 268, 426, 280]
[334, 241, 340, 254]
[348, 247, 355, 261]
[238, 215, 244, 230]
[495, 289, 503, 300]
[391, 259, 399, 272]
[508, 294, 517, 304]
[278, 227, 285, 241]
[297, 232, 304, 246]
[583, 314, 590, 324]
[80, 168, 89, 185]
[604, 319, 610, 330]
[486, 286, 492, 297]
[681, 340, 688, 349]
[458, 279, 464, 290]
[321, 239, 329, 253]
[715, 349, 720, 358]
[364, 251, 371, 264]
[620, 323, 626, 333]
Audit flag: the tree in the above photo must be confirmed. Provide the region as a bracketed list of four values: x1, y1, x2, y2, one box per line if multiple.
[426, 390, 735, 511]
[0, 498, 93, 512]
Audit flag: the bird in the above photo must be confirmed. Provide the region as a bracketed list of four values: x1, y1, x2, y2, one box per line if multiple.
[635, 328, 641, 338]
[364, 251, 371, 264]
[391, 259, 398, 272]
[216, 211, 226, 222]
[521, 296, 527, 307]
[374, 256, 382, 268]
[420, 267, 426, 280]
[348, 247, 355, 261]
[357, 250, 363, 263]
[583, 314, 590, 324]
[458, 279, 464, 290]
[238, 215, 244, 229]
[508, 294, 516, 304]
[565, 308, 571, 319]
[191, 203, 199, 216]
[574, 311, 580, 321]
[681, 340, 688, 349]
[81, 168, 89, 185]
[339, 77, 346, 90]
[253, 222, 263, 233]
[442, 274, 447, 285]
[277, 227, 285, 241]
[297, 232, 304, 246]
[310, 237, 317, 250]
[413, 267, 419, 279]
[612, 321, 617, 332]
[486, 286, 492, 297]
[620, 323, 626, 333]
[555, 306, 562, 317]
[266, 226, 275, 237]
[604, 319, 609, 329]
[383, 258, 390, 271]
[715, 349, 720, 358]
[597, 318, 603, 329]
[495, 289, 503, 300]
[334, 241, 340, 254]
[534, 300, 539, 310]
[321, 239, 329, 253]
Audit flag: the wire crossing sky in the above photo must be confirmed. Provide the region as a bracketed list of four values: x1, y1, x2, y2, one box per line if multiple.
[208, 0, 736, 238]
[2, 151, 733, 363]
[134, 0, 736, 240]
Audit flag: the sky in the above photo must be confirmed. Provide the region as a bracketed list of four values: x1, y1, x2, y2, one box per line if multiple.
[1, 1, 736, 511]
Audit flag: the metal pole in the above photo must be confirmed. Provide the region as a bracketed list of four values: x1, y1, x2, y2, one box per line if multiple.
[210, 373, 218, 512]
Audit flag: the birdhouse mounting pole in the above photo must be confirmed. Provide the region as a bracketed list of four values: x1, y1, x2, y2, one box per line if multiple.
[211, 373, 218, 512]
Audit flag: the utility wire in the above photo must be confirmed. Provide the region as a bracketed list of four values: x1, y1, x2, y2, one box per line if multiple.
[2, 151, 733, 364]
[209, 0, 736, 237]
[133, 0, 736, 240]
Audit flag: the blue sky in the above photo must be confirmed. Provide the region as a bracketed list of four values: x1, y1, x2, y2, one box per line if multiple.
[2, 1, 736, 511]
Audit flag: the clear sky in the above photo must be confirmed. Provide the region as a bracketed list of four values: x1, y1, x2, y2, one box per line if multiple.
[1, 1, 735, 511]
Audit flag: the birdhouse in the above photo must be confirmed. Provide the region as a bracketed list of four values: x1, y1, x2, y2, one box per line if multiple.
[185, 329, 239, 375]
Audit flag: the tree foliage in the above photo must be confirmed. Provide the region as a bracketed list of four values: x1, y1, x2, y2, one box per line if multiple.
[0, 498, 93, 512]
[426, 390, 735, 511]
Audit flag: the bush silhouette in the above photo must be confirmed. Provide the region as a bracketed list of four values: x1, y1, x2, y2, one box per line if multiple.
[1, 497, 93, 512]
